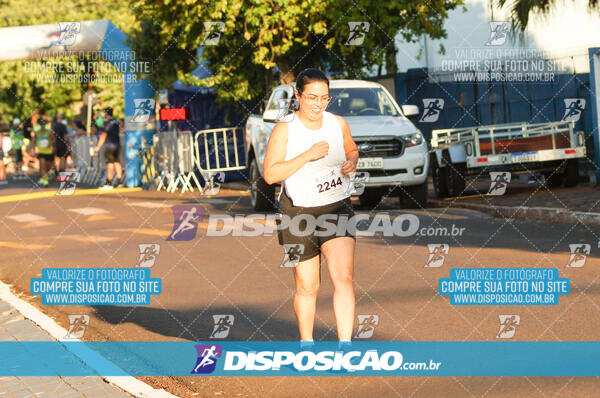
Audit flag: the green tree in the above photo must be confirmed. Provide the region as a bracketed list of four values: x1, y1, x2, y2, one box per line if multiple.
[130, 0, 463, 112]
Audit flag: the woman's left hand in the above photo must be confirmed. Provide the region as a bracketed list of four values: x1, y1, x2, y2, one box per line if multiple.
[341, 157, 358, 176]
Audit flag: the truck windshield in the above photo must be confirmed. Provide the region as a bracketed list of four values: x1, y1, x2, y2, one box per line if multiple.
[326, 88, 400, 117]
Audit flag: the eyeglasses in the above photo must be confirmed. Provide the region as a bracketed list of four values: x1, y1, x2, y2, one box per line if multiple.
[301, 93, 332, 105]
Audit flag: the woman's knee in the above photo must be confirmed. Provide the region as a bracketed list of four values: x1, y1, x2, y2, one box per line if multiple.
[331, 273, 353, 289]
[296, 280, 320, 297]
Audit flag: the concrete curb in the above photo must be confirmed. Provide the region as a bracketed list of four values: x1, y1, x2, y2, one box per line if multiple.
[428, 199, 600, 226]
[0, 281, 178, 398]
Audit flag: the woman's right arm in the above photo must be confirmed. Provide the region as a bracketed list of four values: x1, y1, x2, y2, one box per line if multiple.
[263, 122, 329, 185]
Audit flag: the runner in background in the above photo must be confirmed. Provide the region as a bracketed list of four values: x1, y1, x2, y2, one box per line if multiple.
[9, 118, 25, 179]
[33, 117, 55, 187]
[93, 108, 122, 189]
[52, 112, 69, 173]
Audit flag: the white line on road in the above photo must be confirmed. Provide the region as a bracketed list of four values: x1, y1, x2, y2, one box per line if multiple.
[5, 213, 46, 222]
[127, 202, 171, 209]
[0, 281, 178, 398]
[68, 207, 110, 215]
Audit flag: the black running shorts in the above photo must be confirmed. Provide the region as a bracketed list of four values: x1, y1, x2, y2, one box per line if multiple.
[277, 189, 355, 262]
[103, 143, 121, 163]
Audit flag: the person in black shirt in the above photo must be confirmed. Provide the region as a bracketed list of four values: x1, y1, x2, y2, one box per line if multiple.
[94, 107, 122, 189]
[52, 112, 69, 172]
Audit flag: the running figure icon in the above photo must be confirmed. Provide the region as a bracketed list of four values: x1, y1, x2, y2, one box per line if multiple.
[167, 205, 204, 241]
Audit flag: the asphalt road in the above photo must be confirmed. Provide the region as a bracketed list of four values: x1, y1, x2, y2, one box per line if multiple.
[1, 180, 599, 397]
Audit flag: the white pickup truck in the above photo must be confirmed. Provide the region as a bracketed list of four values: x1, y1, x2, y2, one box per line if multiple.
[245, 79, 429, 210]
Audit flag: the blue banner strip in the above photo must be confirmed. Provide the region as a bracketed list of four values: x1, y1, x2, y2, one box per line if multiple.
[2, 342, 600, 376]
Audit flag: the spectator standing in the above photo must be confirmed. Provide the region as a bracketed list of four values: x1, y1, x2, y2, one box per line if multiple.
[93, 108, 122, 189]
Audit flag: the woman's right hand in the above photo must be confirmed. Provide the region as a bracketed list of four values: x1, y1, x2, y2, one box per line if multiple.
[304, 141, 329, 161]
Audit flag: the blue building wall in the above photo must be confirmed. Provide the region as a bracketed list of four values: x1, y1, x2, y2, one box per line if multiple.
[394, 68, 592, 144]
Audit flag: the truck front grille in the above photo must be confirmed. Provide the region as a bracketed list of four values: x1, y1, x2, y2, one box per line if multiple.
[354, 136, 404, 158]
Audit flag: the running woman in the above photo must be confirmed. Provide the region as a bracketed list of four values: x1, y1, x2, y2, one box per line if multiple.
[263, 68, 359, 348]
[33, 118, 55, 187]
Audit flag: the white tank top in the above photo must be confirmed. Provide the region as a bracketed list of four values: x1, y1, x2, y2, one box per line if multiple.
[280, 111, 351, 207]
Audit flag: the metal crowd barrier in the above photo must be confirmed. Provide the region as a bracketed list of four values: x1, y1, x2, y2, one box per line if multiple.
[193, 127, 246, 192]
[70, 134, 126, 187]
[139, 127, 245, 193]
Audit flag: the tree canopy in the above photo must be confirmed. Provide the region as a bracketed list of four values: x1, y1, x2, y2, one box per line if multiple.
[130, 0, 464, 113]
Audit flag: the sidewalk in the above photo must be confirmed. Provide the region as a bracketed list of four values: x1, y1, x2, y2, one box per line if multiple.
[0, 298, 133, 397]
[428, 179, 600, 225]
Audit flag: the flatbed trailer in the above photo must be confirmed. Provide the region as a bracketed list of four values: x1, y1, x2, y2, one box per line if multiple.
[429, 121, 586, 197]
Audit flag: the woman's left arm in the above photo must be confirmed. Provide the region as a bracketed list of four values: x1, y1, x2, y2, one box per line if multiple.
[336, 115, 358, 176]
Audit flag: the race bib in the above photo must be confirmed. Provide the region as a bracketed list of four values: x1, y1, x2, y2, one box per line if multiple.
[38, 138, 49, 148]
[313, 166, 349, 200]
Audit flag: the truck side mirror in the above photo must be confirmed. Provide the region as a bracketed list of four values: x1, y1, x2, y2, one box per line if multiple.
[262, 109, 279, 122]
[401, 104, 420, 118]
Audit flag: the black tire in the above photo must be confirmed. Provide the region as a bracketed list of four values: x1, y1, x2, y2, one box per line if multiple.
[432, 158, 449, 198]
[544, 169, 563, 189]
[249, 157, 275, 211]
[564, 159, 579, 187]
[359, 187, 384, 209]
[447, 162, 466, 197]
[399, 181, 428, 209]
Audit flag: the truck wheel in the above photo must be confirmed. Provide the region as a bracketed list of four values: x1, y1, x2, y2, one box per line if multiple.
[359, 188, 384, 209]
[447, 162, 466, 197]
[432, 161, 449, 198]
[249, 157, 275, 211]
[400, 181, 428, 209]
[564, 159, 579, 187]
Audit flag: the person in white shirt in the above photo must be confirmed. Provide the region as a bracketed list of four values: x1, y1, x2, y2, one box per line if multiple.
[263, 68, 359, 348]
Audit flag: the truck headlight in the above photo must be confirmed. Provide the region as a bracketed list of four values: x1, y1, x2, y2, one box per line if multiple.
[401, 132, 423, 147]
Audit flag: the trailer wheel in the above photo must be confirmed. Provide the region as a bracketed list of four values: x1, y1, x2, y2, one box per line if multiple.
[447, 162, 466, 197]
[544, 170, 563, 189]
[249, 157, 275, 211]
[564, 159, 579, 187]
[432, 158, 449, 198]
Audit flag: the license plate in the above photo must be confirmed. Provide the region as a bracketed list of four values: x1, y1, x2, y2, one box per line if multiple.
[357, 157, 383, 169]
[511, 151, 538, 163]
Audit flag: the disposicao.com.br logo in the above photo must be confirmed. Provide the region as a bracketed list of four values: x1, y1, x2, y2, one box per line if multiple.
[190, 343, 442, 375]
